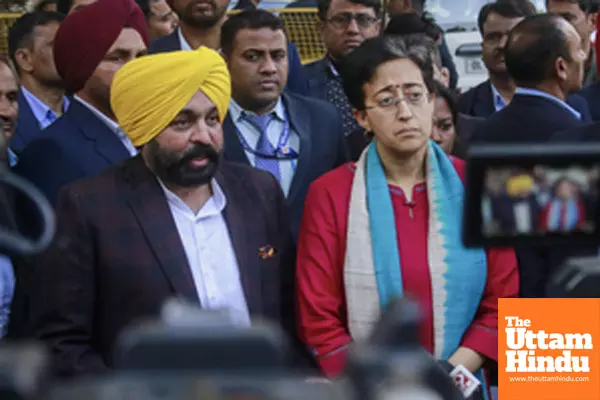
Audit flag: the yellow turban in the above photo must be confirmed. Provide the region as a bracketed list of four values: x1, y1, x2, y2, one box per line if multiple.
[110, 47, 231, 147]
[506, 174, 534, 197]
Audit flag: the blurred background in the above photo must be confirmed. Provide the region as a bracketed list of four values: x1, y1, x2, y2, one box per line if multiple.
[0, 0, 550, 92]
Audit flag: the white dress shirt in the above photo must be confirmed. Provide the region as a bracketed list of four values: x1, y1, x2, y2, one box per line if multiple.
[177, 28, 222, 53]
[514, 202, 533, 233]
[228, 98, 300, 196]
[177, 27, 193, 51]
[21, 86, 70, 129]
[73, 96, 137, 156]
[159, 179, 251, 327]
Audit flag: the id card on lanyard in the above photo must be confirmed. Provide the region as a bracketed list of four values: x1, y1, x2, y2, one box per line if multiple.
[235, 112, 298, 172]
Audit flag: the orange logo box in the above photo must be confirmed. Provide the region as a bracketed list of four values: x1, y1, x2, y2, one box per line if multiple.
[499, 298, 600, 400]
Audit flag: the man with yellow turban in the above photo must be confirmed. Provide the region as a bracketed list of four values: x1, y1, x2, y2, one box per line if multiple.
[506, 174, 535, 199]
[492, 173, 540, 235]
[14, 0, 149, 208]
[27, 46, 301, 378]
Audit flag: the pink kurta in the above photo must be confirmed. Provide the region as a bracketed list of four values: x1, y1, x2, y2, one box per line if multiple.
[296, 157, 519, 378]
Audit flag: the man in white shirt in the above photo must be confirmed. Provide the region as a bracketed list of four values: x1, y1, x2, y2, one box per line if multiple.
[28, 46, 299, 378]
[14, 0, 148, 207]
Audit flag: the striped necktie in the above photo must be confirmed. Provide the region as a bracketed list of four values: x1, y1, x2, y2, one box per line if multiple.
[245, 113, 281, 182]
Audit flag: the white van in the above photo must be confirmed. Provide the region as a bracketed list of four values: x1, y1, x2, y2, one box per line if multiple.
[427, 0, 547, 92]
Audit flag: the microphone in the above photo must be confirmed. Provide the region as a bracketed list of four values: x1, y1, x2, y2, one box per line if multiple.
[436, 360, 484, 400]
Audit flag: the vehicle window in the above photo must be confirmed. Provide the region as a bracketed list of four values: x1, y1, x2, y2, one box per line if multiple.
[426, 0, 547, 30]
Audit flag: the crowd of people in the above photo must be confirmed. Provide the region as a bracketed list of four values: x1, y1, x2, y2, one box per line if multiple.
[483, 166, 599, 236]
[0, 0, 596, 398]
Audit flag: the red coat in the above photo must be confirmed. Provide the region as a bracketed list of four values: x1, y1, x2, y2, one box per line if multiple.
[296, 158, 519, 377]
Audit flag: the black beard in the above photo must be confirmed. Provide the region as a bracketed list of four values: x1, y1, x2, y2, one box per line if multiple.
[180, 1, 226, 30]
[147, 140, 220, 188]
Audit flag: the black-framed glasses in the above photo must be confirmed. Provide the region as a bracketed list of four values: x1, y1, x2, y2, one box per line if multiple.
[326, 13, 379, 29]
[365, 85, 432, 112]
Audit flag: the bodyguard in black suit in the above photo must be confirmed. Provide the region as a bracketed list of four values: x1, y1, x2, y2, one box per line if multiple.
[471, 14, 591, 298]
[221, 11, 348, 239]
[224, 92, 348, 238]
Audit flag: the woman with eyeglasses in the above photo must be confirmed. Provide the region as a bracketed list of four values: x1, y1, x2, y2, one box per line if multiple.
[295, 35, 519, 390]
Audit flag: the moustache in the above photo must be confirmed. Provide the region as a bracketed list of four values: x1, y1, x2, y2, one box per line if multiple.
[180, 144, 219, 165]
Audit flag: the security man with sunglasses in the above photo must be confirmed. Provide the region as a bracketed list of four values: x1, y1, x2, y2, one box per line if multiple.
[221, 10, 349, 240]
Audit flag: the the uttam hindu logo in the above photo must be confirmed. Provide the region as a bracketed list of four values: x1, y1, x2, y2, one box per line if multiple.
[498, 299, 600, 400]
[504, 316, 592, 373]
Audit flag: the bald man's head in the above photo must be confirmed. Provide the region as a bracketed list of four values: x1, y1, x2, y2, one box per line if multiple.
[505, 13, 585, 94]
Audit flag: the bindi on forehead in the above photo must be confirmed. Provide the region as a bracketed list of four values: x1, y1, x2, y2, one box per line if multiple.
[369, 77, 425, 94]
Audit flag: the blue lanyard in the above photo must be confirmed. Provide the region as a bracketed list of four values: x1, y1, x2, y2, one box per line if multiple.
[234, 112, 298, 161]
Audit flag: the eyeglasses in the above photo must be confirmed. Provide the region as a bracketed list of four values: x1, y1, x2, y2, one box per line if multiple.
[326, 13, 379, 29]
[365, 86, 432, 113]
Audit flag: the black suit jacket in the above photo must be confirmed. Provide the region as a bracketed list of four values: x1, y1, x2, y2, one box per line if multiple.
[27, 156, 298, 379]
[11, 89, 41, 155]
[303, 57, 329, 101]
[552, 120, 600, 142]
[577, 81, 600, 122]
[452, 113, 485, 158]
[148, 31, 309, 96]
[303, 57, 370, 160]
[458, 80, 495, 118]
[459, 80, 593, 122]
[8, 100, 133, 341]
[223, 92, 348, 239]
[13, 99, 131, 208]
[470, 93, 589, 145]
[491, 195, 541, 234]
